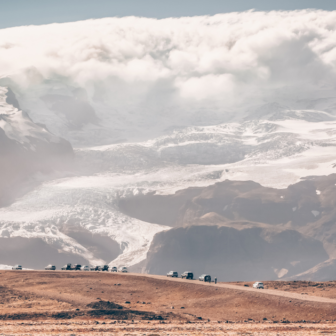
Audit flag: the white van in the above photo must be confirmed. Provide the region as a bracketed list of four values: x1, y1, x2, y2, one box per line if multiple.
[253, 282, 264, 289]
[118, 266, 128, 273]
[12, 265, 22, 270]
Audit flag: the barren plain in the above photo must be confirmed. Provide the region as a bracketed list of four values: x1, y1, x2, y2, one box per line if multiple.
[0, 271, 336, 334]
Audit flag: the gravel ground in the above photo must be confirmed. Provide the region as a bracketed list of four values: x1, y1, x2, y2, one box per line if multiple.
[1, 320, 336, 335]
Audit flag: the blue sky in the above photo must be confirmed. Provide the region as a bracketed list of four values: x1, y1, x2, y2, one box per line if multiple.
[0, 0, 335, 29]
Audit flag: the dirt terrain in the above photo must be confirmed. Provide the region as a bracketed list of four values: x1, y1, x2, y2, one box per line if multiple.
[1, 320, 336, 335]
[1, 271, 336, 335]
[234, 280, 336, 300]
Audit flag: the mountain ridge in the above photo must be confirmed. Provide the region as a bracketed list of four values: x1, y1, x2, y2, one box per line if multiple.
[2, 85, 336, 278]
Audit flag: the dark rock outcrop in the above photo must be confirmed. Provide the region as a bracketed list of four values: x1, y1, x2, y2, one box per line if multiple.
[119, 178, 331, 227]
[145, 226, 328, 281]
[119, 175, 336, 258]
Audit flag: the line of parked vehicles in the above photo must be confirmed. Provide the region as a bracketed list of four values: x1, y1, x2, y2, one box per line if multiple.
[12, 264, 128, 272]
[59, 264, 128, 272]
[11, 265, 264, 288]
[167, 271, 213, 282]
[167, 271, 264, 288]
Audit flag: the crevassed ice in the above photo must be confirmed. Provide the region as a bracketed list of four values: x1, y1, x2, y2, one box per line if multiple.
[2, 111, 336, 266]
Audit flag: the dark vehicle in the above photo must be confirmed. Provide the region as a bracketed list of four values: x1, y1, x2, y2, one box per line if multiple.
[61, 263, 81, 270]
[110, 266, 117, 272]
[181, 271, 193, 279]
[45, 264, 56, 270]
[199, 274, 211, 282]
[61, 263, 72, 270]
[167, 271, 178, 277]
[90, 265, 100, 271]
[101, 265, 109, 271]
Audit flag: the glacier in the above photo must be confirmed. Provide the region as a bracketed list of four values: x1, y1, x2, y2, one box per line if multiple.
[2, 93, 336, 267]
[1, 12, 336, 268]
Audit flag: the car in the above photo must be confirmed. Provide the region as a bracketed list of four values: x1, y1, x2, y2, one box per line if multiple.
[101, 265, 109, 271]
[110, 266, 118, 272]
[81, 265, 90, 271]
[118, 266, 128, 273]
[253, 282, 264, 289]
[167, 271, 178, 277]
[90, 265, 100, 271]
[199, 274, 211, 282]
[45, 264, 56, 270]
[61, 263, 72, 270]
[12, 265, 22, 270]
[71, 264, 82, 271]
[181, 271, 193, 279]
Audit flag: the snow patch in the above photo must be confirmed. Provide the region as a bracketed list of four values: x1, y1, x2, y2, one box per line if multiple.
[274, 268, 289, 278]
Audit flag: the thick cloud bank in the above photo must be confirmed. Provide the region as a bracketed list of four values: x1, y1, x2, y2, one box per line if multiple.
[1, 10, 336, 140]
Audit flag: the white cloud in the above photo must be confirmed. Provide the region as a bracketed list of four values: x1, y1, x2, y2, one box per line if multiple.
[176, 73, 235, 101]
[0, 10, 336, 131]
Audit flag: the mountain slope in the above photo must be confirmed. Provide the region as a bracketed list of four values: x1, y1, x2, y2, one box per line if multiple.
[121, 175, 336, 279]
[145, 225, 328, 281]
[2, 87, 336, 273]
[0, 86, 74, 207]
[119, 175, 336, 232]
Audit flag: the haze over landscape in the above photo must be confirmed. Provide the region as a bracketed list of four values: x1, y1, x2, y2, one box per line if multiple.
[1, 7, 336, 282]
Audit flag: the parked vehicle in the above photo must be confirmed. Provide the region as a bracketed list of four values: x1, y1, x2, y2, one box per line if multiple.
[81, 265, 90, 271]
[61, 263, 72, 270]
[199, 274, 211, 282]
[167, 271, 178, 277]
[45, 264, 56, 270]
[12, 265, 22, 270]
[253, 282, 264, 289]
[71, 264, 82, 271]
[181, 271, 193, 279]
[101, 265, 109, 271]
[90, 265, 100, 271]
[118, 266, 128, 273]
[110, 266, 117, 272]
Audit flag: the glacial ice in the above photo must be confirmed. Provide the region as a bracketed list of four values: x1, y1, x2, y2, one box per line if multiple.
[2, 86, 336, 266]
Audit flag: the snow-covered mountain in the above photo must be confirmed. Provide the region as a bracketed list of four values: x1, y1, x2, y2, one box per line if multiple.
[1, 82, 336, 274]
[2, 12, 336, 276]
[0, 87, 73, 206]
